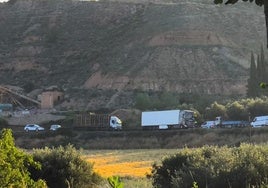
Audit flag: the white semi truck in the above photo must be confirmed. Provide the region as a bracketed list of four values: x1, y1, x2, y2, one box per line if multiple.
[141, 109, 195, 130]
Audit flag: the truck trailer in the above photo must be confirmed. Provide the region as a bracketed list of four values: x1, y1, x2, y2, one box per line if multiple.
[141, 109, 195, 130]
[73, 113, 122, 130]
[207, 116, 250, 128]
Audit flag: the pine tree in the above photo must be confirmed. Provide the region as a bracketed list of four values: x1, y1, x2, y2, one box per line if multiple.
[256, 54, 261, 83]
[255, 45, 268, 95]
[260, 45, 266, 82]
[247, 52, 258, 97]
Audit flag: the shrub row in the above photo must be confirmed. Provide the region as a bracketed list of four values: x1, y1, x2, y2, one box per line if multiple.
[0, 129, 102, 188]
[151, 143, 268, 188]
[30, 145, 102, 188]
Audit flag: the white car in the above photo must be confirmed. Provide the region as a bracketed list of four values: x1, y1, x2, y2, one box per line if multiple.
[24, 124, 45, 132]
[49, 124, 61, 131]
[201, 121, 216, 129]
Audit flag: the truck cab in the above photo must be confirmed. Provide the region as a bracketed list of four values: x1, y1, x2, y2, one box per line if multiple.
[251, 116, 268, 128]
[110, 116, 122, 130]
[182, 110, 196, 128]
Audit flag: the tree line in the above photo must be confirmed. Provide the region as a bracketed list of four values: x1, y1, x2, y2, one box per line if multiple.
[151, 143, 268, 188]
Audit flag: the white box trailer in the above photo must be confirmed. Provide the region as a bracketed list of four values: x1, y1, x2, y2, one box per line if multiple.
[141, 109, 195, 129]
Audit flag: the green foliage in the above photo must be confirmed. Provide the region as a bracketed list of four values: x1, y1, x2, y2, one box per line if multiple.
[135, 92, 152, 110]
[30, 144, 102, 188]
[108, 176, 124, 188]
[205, 102, 227, 120]
[260, 82, 268, 89]
[0, 129, 46, 187]
[202, 97, 268, 121]
[226, 101, 248, 120]
[191, 109, 203, 126]
[247, 52, 258, 97]
[151, 144, 268, 188]
[134, 91, 180, 110]
[247, 45, 268, 97]
[134, 90, 268, 122]
[134, 91, 220, 116]
[192, 181, 199, 188]
[247, 97, 268, 118]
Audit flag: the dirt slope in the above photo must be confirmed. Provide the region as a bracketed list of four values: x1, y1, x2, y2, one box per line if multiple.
[0, 0, 266, 110]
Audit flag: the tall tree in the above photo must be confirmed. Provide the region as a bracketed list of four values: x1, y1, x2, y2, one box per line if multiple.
[256, 54, 261, 81]
[214, 0, 268, 48]
[260, 45, 266, 81]
[247, 52, 258, 97]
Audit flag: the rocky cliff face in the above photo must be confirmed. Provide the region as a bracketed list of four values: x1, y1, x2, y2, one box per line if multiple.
[0, 0, 266, 110]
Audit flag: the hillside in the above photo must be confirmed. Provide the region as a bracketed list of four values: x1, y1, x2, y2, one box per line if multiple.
[0, 0, 266, 110]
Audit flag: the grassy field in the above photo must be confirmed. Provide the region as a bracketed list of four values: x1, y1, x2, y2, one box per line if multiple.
[83, 149, 180, 188]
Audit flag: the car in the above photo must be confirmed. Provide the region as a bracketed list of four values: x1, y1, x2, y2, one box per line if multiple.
[24, 124, 45, 132]
[50, 124, 61, 131]
[201, 121, 216, 129]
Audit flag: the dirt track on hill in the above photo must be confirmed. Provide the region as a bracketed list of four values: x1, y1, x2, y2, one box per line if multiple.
[6, 113, 66, 126]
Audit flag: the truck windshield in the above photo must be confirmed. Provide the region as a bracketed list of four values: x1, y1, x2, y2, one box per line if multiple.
[184, 111, 194, 119]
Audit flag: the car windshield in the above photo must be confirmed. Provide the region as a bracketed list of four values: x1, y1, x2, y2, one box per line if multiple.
[51, 125, 60, 128]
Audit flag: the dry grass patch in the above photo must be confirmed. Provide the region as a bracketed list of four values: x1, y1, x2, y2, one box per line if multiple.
[85, 154, 152, 178]
[83, 149, 179, 178]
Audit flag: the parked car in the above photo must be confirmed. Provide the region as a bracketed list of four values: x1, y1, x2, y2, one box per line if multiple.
[50, 124, 61, 131]
[24, 124, 45, 132]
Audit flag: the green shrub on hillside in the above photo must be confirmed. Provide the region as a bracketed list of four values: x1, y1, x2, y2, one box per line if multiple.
[30, 144, 102, 188]
[151, 144, 268, 188]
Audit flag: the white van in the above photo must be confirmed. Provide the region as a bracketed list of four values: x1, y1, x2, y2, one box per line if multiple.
[250, 116, 268, 127]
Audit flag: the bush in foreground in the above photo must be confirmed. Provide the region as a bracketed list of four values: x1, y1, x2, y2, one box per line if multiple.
[30, 144, 102, 188]
[151, 144, 268, 188]
[0, 129, 46, 187]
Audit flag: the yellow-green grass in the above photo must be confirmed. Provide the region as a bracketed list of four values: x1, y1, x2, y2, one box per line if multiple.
[83, 149, 179, 187]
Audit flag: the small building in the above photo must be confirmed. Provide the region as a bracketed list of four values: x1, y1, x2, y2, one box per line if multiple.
[40, 87, 64, 109]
